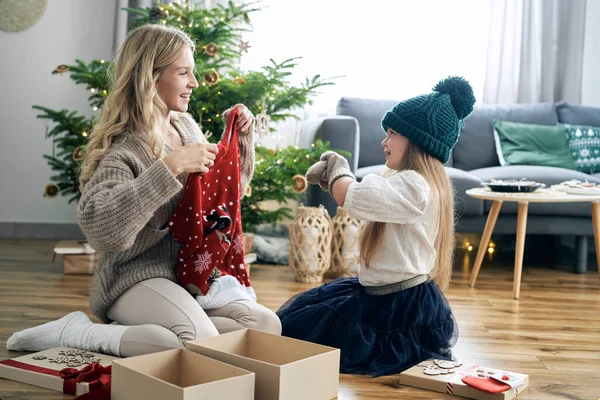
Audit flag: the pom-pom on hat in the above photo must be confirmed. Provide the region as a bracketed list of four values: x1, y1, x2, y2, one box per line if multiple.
[381, 76, 476, 163]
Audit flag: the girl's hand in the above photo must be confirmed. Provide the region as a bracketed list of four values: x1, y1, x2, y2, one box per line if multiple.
[223, 104, 254, 135]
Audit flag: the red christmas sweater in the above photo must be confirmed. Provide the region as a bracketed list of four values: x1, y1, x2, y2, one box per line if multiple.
[169, 109, 250, 295]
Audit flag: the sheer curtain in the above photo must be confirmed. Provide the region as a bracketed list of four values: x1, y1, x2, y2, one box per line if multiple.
[483, 0, 587, 104]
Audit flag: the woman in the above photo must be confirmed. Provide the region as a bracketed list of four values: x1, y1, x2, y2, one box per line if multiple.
[7, 24, 281, 358]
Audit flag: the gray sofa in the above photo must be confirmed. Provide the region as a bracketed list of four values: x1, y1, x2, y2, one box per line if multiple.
[300, 98, 600, 272]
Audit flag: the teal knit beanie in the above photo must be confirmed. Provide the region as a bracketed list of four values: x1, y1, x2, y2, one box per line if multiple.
[381, 76, 476, 163]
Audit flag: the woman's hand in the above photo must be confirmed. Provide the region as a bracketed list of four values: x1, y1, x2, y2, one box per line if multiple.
[163, 142, 219, 176]
[223, 103, 254, 135]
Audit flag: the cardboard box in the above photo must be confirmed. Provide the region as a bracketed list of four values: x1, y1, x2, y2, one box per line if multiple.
[111, 348, 254, 400]
[185, 329, 340, 400]
[53, 240, 99, 275]
[0, 347, 117, 396]
[398, 360, 529, 400]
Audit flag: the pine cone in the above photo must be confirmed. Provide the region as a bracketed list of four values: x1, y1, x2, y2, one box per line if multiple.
[150, 6, 164, 22]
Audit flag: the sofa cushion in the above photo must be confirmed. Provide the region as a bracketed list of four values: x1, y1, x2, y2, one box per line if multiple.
[492, 120, 576, 170]
[470, 165, 600, 217]
[452, 103, 558, 171]
[556, 101, 600, 126]
[561, 123, 600, 174]
[446, 167, 484, 216]
[337, 97, 397, 168]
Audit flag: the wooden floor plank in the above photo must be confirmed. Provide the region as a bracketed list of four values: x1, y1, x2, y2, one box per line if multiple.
[1, 239, 599, 399]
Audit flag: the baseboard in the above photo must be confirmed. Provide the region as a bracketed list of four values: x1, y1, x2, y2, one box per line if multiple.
[0, 222, 85, 239]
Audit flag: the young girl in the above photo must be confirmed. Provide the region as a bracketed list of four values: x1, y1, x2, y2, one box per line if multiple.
[277, 77, 475, 377]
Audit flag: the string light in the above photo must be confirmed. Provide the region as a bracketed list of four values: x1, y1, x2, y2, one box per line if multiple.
[90, 88, 96, 93]
[207, 118, 212, 122]
[102, 90, 108, 96]
[201, 107, 206, 111]
[216, 113, 220, 118]
[82, 131, 88, 137]
[93, 107, 98, 111]
[100, 59, 105, 64]
[305, 154, 310, 158]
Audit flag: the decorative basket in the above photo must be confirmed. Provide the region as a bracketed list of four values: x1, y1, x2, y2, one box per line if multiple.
[326, 207, 363, 278]
[288, 205, 332, 283]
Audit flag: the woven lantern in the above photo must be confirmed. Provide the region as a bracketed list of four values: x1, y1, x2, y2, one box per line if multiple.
[326, 206, 364, 278]
[288, 205, 332, 283]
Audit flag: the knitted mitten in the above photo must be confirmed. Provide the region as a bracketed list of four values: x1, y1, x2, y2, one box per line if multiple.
[320, 151, 355, 192]
[306, 160, 329, 191]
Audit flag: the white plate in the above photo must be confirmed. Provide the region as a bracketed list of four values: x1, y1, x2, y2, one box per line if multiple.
[551, 184, 600, 195]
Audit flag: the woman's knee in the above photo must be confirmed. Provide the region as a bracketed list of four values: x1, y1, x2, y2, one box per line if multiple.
[248, 303, 282, 335]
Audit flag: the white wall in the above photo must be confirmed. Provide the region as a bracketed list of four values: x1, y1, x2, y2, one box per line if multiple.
[582, 0, 600, 107]
[0, 0, 116, 224]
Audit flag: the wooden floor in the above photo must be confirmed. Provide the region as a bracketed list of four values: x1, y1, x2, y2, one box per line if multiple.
[1, 239, 599, 399]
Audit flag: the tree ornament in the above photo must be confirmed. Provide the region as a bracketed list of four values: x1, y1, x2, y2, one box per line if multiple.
[72, 147, 84, 162]
[44, 183, 60, 198]
[149, 6, 165, 22]
[292, 174, 308, 193]
[52, 65, 69, 75]
[238, 40, 251, 53]
[204, 70, 219, 86]
[254, 105, 271, 138]
[204, 43, 218, 57]
[233, 77, 246, 85]
[245, 185, 252, 197]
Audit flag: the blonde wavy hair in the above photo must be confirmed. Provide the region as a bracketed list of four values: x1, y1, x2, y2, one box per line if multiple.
[79, 24, 195, 187]
[359, 142, 455, 290]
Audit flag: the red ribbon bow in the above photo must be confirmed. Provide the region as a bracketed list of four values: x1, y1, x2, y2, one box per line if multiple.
[60, 362, 112, 400]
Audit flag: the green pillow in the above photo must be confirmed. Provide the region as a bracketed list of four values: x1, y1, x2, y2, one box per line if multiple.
[560, 123, 600, 174]
[492, 120, 576, 170]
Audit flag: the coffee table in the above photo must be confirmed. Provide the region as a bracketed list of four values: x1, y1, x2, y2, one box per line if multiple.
[465, 187, 600, 299]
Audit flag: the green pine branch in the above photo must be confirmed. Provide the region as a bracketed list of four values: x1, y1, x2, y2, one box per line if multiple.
[37, 1, 345, 231]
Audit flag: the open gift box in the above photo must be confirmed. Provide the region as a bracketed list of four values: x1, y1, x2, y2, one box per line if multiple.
[111, 348, 255, 400]
[185, 328, 340, 400]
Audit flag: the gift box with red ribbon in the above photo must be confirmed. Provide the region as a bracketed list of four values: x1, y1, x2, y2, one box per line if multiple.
[0, 347, 117, 398]
[398, 359, 529, 400]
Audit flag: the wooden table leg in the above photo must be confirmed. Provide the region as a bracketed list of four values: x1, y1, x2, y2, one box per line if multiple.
[591, 201, 600, 281]
[513, 202, 529, 300]
[470, 200, 503, 287]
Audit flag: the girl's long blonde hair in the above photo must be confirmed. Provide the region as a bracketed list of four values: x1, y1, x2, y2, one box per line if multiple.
[359, 142, 455, 290]
[79, 24, 195, 187]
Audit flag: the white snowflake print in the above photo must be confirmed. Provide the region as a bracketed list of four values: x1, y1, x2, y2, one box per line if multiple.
[193, 251, 213, 274]
[580, 148, 591, 157]
[233, 235, 244, 255]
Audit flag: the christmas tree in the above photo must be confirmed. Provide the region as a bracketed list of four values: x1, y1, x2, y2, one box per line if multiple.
[36, 1, 343, 233]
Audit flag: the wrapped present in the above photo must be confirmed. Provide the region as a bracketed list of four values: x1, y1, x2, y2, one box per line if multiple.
[53, 240, 99, 275]
[0, 347, 117, 397]
[398, 359, 528, 400]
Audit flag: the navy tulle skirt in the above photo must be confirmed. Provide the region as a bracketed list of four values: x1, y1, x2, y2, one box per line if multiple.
[276, 276, 457, 377]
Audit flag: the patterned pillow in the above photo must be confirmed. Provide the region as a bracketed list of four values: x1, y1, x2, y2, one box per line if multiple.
[560, 123, 600, 174]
